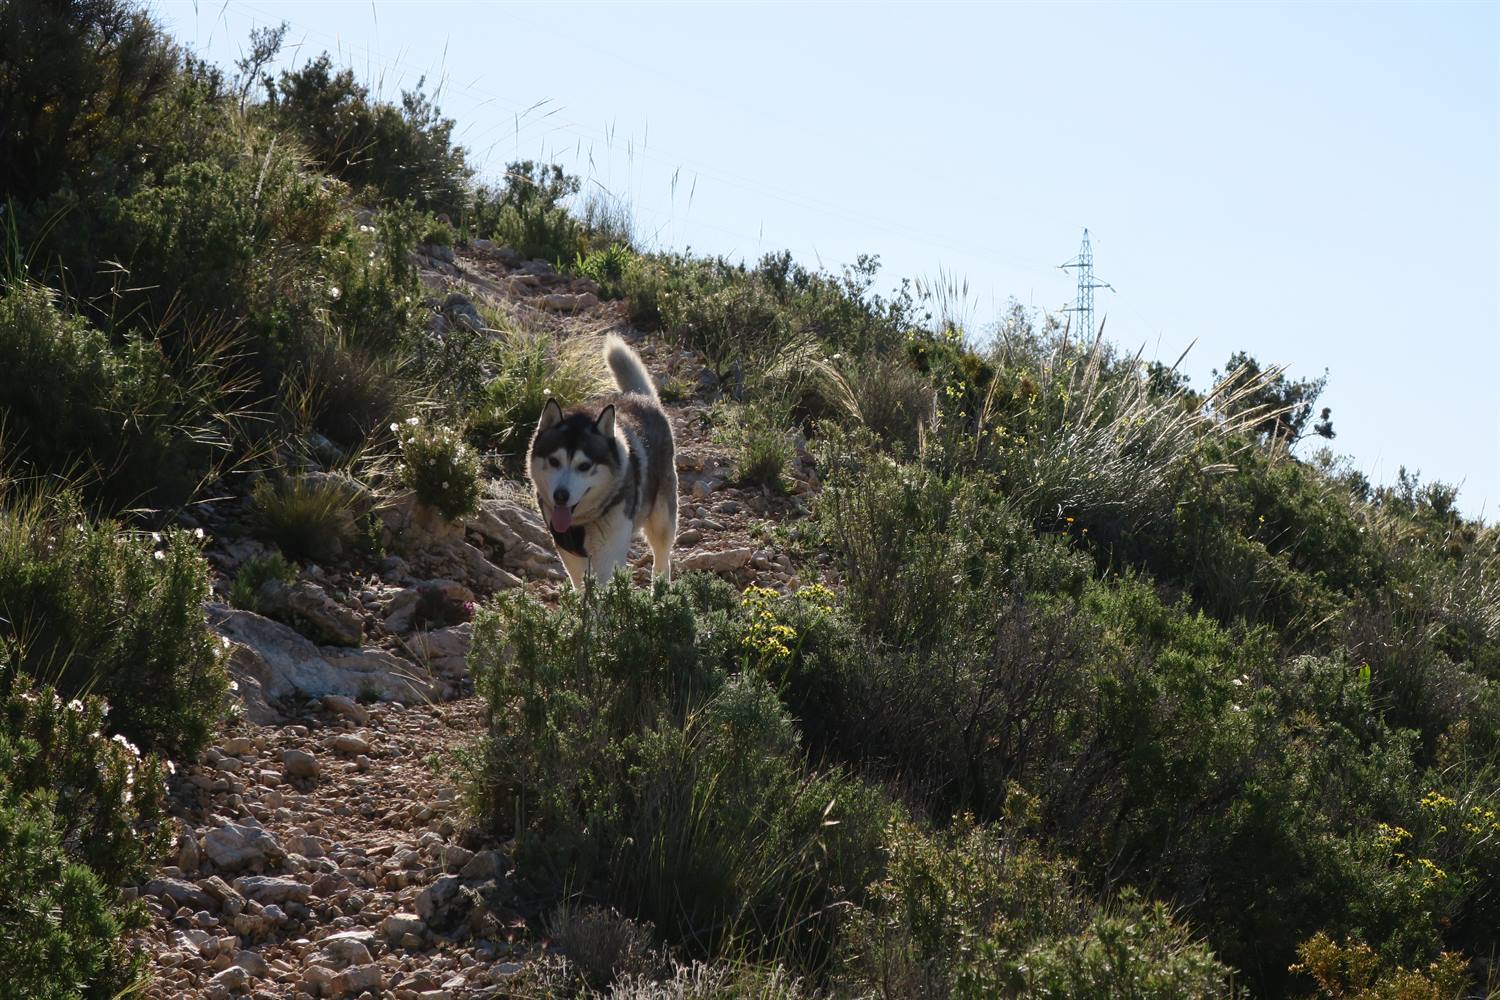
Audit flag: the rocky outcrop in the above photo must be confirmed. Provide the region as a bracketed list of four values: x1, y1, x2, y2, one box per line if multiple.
[210, 605, 439, 722]
[379, 494, 523, 594]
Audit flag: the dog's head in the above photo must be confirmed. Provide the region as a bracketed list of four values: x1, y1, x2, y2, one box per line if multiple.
[528, 398, 620, 534]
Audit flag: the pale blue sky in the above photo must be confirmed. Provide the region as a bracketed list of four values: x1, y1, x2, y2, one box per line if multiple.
[152, 0, 1499, 519]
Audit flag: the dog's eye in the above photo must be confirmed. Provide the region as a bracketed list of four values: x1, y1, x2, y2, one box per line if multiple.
[548, 457, 561, 469]
[578, 462, 593, 473]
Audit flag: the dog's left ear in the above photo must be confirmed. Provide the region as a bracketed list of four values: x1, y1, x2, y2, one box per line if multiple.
[594, 404, 616, 437]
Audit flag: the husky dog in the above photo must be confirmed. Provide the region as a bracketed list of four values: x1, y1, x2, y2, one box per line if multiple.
[528, 335, 677, 587]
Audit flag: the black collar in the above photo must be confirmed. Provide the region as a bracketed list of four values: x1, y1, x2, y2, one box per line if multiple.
[551, 525, 587, 557]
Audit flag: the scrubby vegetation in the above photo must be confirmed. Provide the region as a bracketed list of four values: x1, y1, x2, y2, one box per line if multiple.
[2, 1, 1496, 996]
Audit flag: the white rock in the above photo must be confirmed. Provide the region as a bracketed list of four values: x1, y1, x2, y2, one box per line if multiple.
[234, 876, 310, 905]
[203, 823, 285, 871]
[326, 733, 370, 755]
[382, 912, 425, 940]
[208, 965, 250, 991]
[677, 547, 754, 573]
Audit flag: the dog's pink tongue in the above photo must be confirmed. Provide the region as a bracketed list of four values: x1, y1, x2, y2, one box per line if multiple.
[550, 505, 573, 533]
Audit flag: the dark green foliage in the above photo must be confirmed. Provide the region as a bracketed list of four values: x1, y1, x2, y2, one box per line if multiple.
[251, 474, 358, 564]
[624, 251, 913, 401]
[1214, 351, 1335, 444]
[0, 0, 175, 206]
[729, 407, 795, 494]
[229, 551, 298, 613]
[270, 54, 471, 214]
[574, 243, 635, 300]
[0, 491, 227, 756]
[0, 277, 240, 512]
[0, 675, 168, 999]
[466, 330, 607, 457]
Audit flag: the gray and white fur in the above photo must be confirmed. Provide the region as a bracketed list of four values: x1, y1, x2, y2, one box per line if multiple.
[527, 335, 678, 587]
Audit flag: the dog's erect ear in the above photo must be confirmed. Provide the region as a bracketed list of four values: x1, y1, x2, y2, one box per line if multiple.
[539, 397, 564, 431]
[594, 404, 616, 437]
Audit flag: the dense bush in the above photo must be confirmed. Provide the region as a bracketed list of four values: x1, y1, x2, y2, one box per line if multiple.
[0, 490, 226, 756]
[470, 161, 581, 262]
[271, 54, 471, 214]
[396, 418, 482, 519]
[252, 473, 360, 564]
[0, 676, 168, 999]
[468, 575, 893, 969]
[841, 818, 1234, 999]
[0, 276, 240, 512]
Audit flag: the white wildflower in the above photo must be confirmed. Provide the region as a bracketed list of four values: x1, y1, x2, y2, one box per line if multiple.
[111, 733, 141, 757]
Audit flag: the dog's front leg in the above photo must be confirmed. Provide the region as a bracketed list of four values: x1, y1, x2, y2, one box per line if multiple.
[588, 524, 634, 586]
[558, 548, 590, 589]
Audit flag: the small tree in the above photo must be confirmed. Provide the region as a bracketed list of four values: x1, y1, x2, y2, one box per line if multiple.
[1213, 351, 1335, 445]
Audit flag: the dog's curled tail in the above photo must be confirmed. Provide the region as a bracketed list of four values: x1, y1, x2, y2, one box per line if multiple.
[604, 334, 658, 400]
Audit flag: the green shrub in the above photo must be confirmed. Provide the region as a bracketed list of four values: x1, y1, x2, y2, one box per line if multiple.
[0, 276, 241, 512]
[625, 253, 810, 399]
[728, 408, 794, 494]
[395, 418, 481, 520]
[1018, 894, 1237, 1000]
[0, 491, 227, 756]
[467, 576, 894, 969]
[470, 160, 581, 262]
[0, 676, 169, 999]
[252, 474, 358, 563]
[841, 353, 934, 452]
[842, 819, 1233, 999]
[271, 54, 471, 215]
[229, 552, 298, 613]
[421, 218, 456, 247]
[574, 244, 635, 300]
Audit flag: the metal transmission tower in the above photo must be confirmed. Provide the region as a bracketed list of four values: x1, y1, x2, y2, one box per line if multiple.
[1060, 229, 1114, 340]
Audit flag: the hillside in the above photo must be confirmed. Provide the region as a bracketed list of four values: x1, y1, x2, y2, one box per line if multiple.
[1, 4, 1497, 1000]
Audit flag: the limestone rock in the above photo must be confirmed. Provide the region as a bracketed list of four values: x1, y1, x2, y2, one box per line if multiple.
[321, 694, 368, 724]
[234, 875, 311, 905]
[203, 822, 285, 872]
[540, 291, 599, 312]
[144, 877, 216, 913]
[255, 579, 364, 647]
[211, 605, 440, 715]
[677, 547, 754, 574]
[415, 875, 466, 930]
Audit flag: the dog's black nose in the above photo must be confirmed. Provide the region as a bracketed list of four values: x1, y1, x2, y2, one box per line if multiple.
[553, 487, 570, 505]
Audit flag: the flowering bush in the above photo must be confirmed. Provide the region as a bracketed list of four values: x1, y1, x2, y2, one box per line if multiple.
[394, 417, 481, 519]
[0, 491, 228, 756]
[0, 675, 168, 999]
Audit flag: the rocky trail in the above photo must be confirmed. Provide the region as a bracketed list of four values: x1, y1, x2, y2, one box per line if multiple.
[130, 243, 825, 999]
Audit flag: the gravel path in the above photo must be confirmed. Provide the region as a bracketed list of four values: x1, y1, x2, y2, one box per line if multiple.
[132, 245, 829, 998]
